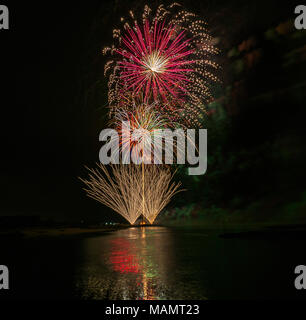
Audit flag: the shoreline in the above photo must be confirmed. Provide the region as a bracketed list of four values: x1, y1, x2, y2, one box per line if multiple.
[0, 221, 306, 240]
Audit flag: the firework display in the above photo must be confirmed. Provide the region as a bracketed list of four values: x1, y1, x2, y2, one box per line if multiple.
[80, 164, 182, 224]
[116, 20, 194, 103]
[110, 102, 186, 164]
[81, 3, 219, 224]
[103, 2, 220, 127]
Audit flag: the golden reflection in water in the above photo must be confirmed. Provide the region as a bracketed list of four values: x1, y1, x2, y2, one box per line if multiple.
[140, 227, 155, 300]
[140, 227, 152, 300]
[108, 227, 170, 300]
[77, 226, 173, 300]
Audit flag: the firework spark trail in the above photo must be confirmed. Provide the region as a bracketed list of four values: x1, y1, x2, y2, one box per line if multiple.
[108, 91, 187, 129]
[79, 164, 141, 225]
[141, 165, 184, 224]
[117, 20, 194, 103]
[103, 2, 220, 127]
[79, 164, 183, 225]
[109, 102, 188, 164]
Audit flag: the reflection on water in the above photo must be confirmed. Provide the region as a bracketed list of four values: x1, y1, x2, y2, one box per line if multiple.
[75, 227, 206, 300]
[2, 225, 305, 299]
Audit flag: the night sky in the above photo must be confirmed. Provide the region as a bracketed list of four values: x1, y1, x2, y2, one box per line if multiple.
[1, 0, 304, 223]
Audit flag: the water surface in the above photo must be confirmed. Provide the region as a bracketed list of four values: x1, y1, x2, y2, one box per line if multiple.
[1, 226, 305, 299]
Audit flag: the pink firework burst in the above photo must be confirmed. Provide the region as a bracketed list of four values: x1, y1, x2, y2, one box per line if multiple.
[116, 20, 194, 103]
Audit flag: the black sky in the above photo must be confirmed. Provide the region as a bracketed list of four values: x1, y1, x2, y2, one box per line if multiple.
[0, 0, 302, 221]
